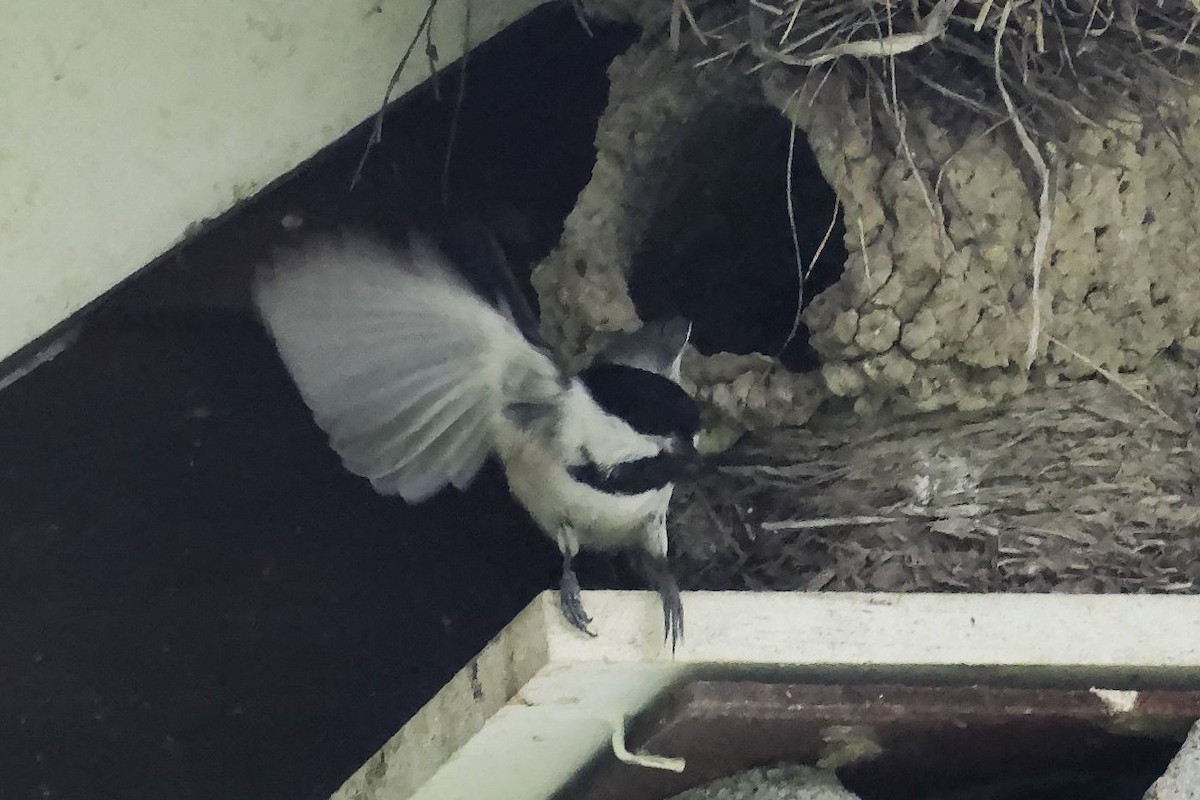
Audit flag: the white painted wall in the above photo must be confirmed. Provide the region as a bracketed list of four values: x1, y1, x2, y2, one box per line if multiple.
[0, 0, 545, 363]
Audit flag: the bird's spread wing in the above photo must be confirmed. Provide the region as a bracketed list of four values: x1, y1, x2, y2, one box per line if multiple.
[430, 217, 547, 350]
[253, 229, 564, 502]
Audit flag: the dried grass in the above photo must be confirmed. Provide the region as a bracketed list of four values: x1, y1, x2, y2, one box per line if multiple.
[687, 0, 1200, 160]
[669, 360, 1200, 594]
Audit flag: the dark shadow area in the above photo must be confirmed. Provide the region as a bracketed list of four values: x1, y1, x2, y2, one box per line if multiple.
[629, 103, 846, 372]
[565, 681, 1189, 800]
[0, 6, 638, 800]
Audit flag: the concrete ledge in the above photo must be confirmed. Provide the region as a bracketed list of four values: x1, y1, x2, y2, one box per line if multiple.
[331, 590, 1200, 800]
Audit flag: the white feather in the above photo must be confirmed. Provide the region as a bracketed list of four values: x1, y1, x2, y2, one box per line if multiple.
[253, 230, 563, 503]
[490, 382, 673, 554]
[254, 229, 686, 558]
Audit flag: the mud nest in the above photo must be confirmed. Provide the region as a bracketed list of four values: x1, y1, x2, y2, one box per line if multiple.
[531, 1, 1200, 591]
[544, 0, 1200, 432]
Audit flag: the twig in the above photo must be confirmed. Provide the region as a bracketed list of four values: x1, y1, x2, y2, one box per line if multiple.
[857, 216, 871, 284]
[680, 0, 710, 43]
[764, 0, 961, 67]
[805, 59, 839, 107]
[1034, 0, 1045, 54]
[694, 43, 744, 67]
[440, 0, 471, 205]
[1082, 0, 1106, 54]
[779, 95, 805, 358]
[973, 0, 995, 31]
[775, 15, 855, 59]
[779, 0, 806, 46]
[670, 0, 683, 51]
[993, 0, 1053, 372]
[350, 0, 440, 190]
[750, 0, 784, 15]
[907, 69, 1000, 119]
[569, 0, 594, 37]
[1047, 335, 1184, 433]
[891, 93, 942, 230]
[762, 515, 899, 531]
[1145, 30, 1200, 57]
[788, 194, 840, 350]
[425, 5, 441, 101]
[777, 95, 841, 361]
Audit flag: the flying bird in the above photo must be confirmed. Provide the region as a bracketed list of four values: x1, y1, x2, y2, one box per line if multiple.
[252, 222, 700, 649]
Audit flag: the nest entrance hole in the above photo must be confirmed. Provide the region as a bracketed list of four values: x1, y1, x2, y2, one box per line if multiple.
[629, 104, 846, 372]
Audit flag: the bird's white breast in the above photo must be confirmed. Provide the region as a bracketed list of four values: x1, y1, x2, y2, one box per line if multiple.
[489, 383, 672, 553]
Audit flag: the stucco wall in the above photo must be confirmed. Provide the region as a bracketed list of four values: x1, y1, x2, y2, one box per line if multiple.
[0, 0, 544, 363]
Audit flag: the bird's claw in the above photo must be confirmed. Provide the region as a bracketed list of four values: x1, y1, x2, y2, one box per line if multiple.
[559, 567, 596, 637]
[658, 573, 684, 655]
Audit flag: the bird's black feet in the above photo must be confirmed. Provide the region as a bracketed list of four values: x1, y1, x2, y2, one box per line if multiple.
[559, 558, 596, 637]
[630, 552, 684, 653]
[657, 571, 684, 654]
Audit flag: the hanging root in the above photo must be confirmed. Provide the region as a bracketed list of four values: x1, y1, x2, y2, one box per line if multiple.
[992, 0, 1054, 372]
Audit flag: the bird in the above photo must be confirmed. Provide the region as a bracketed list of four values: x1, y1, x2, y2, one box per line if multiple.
[251, 221, 701, 650]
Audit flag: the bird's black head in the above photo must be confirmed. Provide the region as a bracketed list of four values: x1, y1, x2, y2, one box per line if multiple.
[577, 363, 701, 440]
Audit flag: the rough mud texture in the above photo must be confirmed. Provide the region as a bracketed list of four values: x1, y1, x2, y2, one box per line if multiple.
[678, 350, 826, 453]
[670, 359, 1200, 594]
[764, 66, 1200, 417]
[1146, 721, 1200, 800]
[665, 765, 860, 800]
[537, 11, 1200, 445]
[542, 6, 1200, 588]
[531, 36, 736, 363]
[530, 33, 828, 450]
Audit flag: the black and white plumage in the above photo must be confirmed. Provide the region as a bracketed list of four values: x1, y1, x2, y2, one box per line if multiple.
[252, 224, 700, 649]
